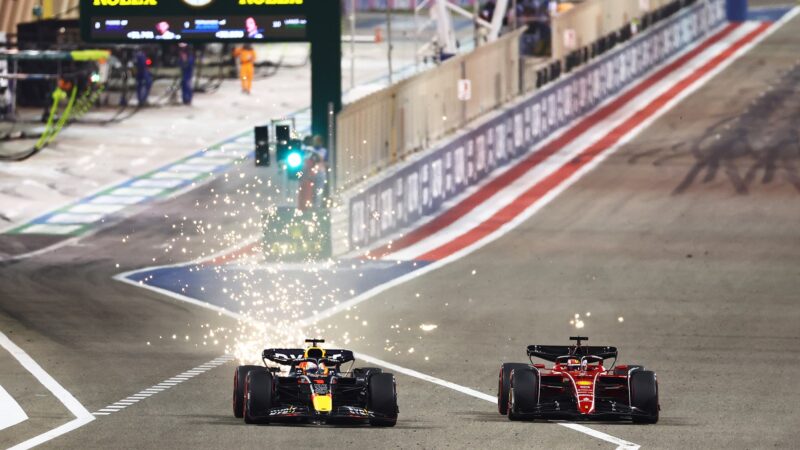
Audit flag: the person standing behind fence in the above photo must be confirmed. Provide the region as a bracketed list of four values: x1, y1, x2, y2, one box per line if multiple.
[134, 49, 153, 106]
[233, 44, 255, 94]
[297, 135, 329, 210]
[178, 43, 195, 105]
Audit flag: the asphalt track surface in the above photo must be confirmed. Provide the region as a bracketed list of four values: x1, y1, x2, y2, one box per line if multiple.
[2, 12, 800, 450]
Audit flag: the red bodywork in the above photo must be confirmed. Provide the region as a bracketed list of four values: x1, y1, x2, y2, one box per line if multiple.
[499, 338, 659, 422]
[533, 361, 634, 415]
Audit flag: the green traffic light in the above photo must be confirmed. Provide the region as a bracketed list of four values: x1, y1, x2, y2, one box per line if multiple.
[287, 151, 303, 169]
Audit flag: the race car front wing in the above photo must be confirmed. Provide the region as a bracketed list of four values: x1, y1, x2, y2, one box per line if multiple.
[516, 399, 654, 421]
[266, 405, 392, 421]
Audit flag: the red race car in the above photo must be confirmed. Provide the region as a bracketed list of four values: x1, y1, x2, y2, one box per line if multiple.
[497, 336, 659, 423]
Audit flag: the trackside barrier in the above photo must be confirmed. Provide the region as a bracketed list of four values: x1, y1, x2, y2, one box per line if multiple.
[335, 29, 525, 191]
[346, 0, 725, 251]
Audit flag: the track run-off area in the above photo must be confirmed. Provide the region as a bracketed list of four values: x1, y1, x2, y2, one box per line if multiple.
[1, 6, 800, 450]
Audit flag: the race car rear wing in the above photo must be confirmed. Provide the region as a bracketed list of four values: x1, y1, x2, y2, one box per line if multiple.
[527, 345, 618, 362]
[262, 348, 356, 366]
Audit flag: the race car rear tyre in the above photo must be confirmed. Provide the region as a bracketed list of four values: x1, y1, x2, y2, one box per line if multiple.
[498, 363, 529, 415]
[244, 369, 273, 424]
[614, 364, 644, 376]
[630, 370, 659, 424]
[367, 373, 398, 427]
[508, 368, 538, 421]
[233, 365, 261, 418]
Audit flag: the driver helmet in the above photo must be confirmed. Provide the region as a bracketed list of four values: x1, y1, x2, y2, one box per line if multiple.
[567, 358, 580, 369]
[304, 361, 327, 375]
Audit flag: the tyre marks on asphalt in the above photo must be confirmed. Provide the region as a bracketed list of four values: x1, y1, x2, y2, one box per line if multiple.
[92, 355, 234, 416]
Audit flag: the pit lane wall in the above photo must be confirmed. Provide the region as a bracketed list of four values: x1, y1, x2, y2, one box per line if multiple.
[344, 0, 725, 253]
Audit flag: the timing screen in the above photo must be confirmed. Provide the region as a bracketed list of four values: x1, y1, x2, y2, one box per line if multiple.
[90, 15, 307, 41]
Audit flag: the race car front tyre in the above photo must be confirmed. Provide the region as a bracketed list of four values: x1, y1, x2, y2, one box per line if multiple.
[630, 370, 659, 424]
[508, 368, 538, 421]
[233, 365, 261, 418]
[498, 363, 529, 415]
[244, 369, 273, 424]
[367, 373, 398, 427]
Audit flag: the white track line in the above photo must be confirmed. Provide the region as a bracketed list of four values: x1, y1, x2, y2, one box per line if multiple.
[355, 353, 496, 402]
[91, 355, 233, 417]
[0, 331, 95, 450]
[355, 353, 639, 450]
[0, 384, 28, 431]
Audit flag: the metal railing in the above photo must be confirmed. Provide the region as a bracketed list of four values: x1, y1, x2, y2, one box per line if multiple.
[335, 27, 525, 189]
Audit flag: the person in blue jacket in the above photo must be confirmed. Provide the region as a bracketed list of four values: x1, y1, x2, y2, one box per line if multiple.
[134, 49, 153, 106]
[178, 43, 195, 105]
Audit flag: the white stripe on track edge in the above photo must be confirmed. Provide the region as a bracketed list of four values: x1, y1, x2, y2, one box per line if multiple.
[0, 331, 95, 450]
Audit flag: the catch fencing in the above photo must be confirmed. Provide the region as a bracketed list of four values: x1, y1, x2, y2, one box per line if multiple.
[346, 0, 725, 251]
